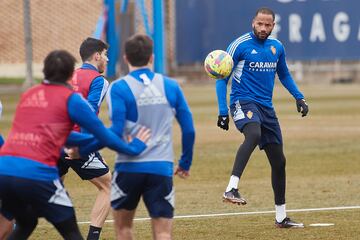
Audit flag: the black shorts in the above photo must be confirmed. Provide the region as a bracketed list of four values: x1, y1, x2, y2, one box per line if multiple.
[58, 151, 109, 180]
[0, 175, 75, 224]
[111, 171, 174, 218]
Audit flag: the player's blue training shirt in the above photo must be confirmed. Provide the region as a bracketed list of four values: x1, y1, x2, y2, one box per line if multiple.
[216, 31, 304, 115]
[81, 68, 195, 177]
[80, 63, 108, 114]
[0, 93, 146, 181]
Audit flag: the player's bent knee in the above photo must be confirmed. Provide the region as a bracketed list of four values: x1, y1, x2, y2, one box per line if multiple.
[90, 172, 111, 191]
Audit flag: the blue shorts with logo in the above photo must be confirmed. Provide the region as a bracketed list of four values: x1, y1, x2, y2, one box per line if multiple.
[58, 151, 109, 180]
[111, 171, 174, 218]
[0, 175, 75, 224]
[230, 100, 283, 149]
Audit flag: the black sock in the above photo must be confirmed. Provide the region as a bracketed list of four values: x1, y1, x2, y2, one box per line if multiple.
[87, 225, 102, 240]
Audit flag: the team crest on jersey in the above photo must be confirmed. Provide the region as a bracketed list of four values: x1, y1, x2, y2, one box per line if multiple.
[246, 111, 253, 119]
[270, 46, 276, 55]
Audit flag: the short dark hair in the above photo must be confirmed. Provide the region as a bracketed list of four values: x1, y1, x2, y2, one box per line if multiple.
[43, 50, 76, 83]
[124, 34, 153, 67]
[79, 37, 109, 62]
[255, 7, 275, 21]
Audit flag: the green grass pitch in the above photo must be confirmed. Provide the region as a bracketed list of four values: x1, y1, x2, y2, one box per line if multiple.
[1, 83, 360, 239]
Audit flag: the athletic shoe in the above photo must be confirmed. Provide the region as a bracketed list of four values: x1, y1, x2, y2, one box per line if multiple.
[222, 188, 247, 205]
[275, 217, 304, 228]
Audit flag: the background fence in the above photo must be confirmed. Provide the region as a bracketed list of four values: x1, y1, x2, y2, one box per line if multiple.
[0, 0, 102, 78]
[0, 0, 359, 84]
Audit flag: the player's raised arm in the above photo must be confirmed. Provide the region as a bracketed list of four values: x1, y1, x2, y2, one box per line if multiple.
[67, 93, 150, 156]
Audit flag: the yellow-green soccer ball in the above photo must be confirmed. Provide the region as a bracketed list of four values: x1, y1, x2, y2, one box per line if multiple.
[204, 50, 234, 79]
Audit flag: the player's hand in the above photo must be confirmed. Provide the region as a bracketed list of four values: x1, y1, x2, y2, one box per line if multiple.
[296, 99, 309, 117]
[64, 147, 80, 160]
[135, 126, 151, 143]
[217, 115, 229, 130]
[174, 166, 190, 179]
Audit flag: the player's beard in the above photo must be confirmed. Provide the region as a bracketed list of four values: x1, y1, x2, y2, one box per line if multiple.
[98, 62, 106, 74]
[253, 26, 272, 40]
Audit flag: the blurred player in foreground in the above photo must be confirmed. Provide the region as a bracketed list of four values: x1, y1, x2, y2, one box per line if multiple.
[0, 50, 149, 239]
[57, 37, 111, 240]
[0, 100, 15, 240]
[216, 7, 308, 228]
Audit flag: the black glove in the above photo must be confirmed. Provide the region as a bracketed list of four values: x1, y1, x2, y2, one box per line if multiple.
[217, 115, 229, 130]
[296, 99, 309, 117]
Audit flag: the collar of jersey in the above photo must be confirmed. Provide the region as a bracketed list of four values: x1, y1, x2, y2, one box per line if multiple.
[81, 63, 98, 72]
[129, 68, 155, 83]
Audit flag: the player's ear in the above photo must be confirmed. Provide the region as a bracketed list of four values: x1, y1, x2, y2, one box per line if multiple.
[123, 55, 128, 64]
[149, 54, 154, 64]
[148, 54, 154, 70]
[94, 52, 100, 61]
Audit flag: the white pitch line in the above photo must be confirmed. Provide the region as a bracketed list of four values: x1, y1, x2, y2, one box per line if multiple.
[77, 205, 360, 225]
[309, 223, 335, 227]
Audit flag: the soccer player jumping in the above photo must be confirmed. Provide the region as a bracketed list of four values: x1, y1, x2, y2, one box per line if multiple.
[216, 7, 308, 228]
